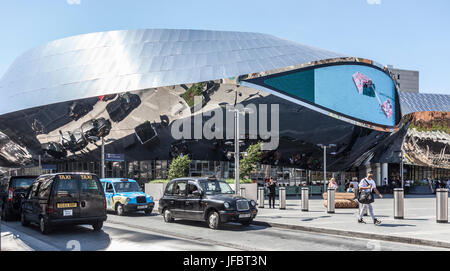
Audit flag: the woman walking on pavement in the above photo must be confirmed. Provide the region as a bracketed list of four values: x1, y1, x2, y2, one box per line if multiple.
[358, 171, 383, 225]
[266, 177, 277, 208]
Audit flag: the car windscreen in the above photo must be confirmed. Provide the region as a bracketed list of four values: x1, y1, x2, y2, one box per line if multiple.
[11, 177, 36, 190]
[199, 180, 234, 195]
[113, 182, 141, 193]
[54, 174, 79, 197]
[80, 175, 102, 195]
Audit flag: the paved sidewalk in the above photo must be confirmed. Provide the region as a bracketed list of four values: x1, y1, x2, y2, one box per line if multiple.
[253, 195, 450, 249]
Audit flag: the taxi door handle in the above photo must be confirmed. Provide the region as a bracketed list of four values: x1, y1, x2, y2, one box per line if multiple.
[185, 202, 191, 205]
[170, 200, 175, 204]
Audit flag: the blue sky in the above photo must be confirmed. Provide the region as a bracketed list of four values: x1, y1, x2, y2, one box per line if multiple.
[0, 0, 449, 94]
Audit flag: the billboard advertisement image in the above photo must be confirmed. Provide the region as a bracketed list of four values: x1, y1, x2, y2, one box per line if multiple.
[247, 63, 398, 128]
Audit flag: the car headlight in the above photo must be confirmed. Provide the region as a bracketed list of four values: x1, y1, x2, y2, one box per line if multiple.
[149, 196, 153, 201]
[250, 200, 256, 207]
[224, 202, 230, 209]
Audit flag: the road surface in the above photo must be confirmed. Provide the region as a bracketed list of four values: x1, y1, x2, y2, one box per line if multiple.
[1, 212, 445, 251]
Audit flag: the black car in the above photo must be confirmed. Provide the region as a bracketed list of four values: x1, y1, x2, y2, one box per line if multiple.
[60, 129, 88, 153]
[0, 175, 38, 221]
[41, 142, 67, 159]
[106, 93, 141, 122]
[81, 117, 112, 143]
[158, 177, 258, 229]
[21, 173, 107, 234]
[68, 101, 94, 121]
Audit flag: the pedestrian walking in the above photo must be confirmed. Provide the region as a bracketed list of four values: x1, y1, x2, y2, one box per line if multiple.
[357, 171, 383, 225]
[266, 177, 276, 208]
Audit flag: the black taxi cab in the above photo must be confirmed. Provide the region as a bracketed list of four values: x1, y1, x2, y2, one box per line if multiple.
[158, 177, 258, 229]
[21, 173, 107, 234]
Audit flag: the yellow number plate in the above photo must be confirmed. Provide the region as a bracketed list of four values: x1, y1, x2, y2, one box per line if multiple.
[57, 203, 77, 208]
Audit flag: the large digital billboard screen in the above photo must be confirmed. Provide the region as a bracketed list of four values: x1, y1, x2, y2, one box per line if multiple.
[246, 63, 398, 128]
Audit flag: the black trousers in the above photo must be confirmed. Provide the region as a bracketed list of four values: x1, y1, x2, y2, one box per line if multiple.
[268, 194, 275, 208]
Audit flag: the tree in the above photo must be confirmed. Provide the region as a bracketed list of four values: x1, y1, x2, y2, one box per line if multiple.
[168, 155, 192, 180]
[239, 142, 262, 179]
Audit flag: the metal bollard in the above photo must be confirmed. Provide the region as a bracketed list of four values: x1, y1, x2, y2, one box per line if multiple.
[394, 188, 404, 219]
[301, 187, 309, 212]
[327, 188, 335, 214]
[240, 187, 246, 197]
[279, 187, 286, 210]
[436, 188, 448, 223]
[258, 187, 265, 208]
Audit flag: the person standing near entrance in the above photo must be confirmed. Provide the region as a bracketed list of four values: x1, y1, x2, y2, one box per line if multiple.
[266, 177, 277, 208]
[358, 171, 383, 225]
[328, 177, 338, 191]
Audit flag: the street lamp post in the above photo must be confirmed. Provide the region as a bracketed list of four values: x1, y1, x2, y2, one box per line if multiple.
[100, 137, 116, 179]
[400, 150, 404, 189]
[318, 144, 336, 193]
[234, 110, 240, 195]
[101, 137, 105, 179]
[394, 150, 404, 189]
[229, 107, 253, 195]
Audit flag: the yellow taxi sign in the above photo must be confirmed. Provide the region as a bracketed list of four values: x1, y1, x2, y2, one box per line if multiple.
[57, 202, 77, 208]
[80, 175, 93, 180]
[58, 175, 72, 180]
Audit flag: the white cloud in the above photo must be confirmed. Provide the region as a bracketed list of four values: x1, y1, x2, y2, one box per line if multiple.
[367, 0, 381, 4]
[67, 0, 81, 5]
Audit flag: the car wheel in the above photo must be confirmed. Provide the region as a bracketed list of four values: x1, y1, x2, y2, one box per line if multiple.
[144, 208, 153, 215]
[92, 221, 103, 231]
[21, 212, 30, 227]
[116, 203, 125, 216]
[163, 208, 174, 223]
[39, 217, 51, 234]
[207, 211, 221, 230]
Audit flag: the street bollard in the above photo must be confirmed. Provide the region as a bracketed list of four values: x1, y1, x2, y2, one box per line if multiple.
[436, 188, 448, 223]
[279, 187, 286, 210]
[301, 187, 309, 212]
[240, 187, 246, 198]
[258, 187, 265, 208]
[394, 188, 404, 219]
[327, 188, 335, 214]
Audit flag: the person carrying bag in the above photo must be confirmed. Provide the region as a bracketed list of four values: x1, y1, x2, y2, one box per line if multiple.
[357, 171, 383, 225]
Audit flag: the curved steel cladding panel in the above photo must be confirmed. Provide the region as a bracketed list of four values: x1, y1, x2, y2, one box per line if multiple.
[0, 29, 345, 116]
[399, 92, 450, 115]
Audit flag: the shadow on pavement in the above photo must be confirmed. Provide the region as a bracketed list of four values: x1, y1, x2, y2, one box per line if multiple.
[301, 216, 332, 222]
[107, 211, 159, 218]
[6, 222, 111, 251]
[171, 219, 267, 232]
[378, 224, 416, 228]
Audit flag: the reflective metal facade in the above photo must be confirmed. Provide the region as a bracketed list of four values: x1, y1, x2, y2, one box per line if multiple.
[0, 29, 344, 116]
[0, 29, 448, 173]
[399, 92, 450, 115]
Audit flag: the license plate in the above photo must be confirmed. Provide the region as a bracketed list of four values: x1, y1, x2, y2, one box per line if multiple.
[239, 213, 251, 218]
[137, 205, 147, 209]
[63, 209, 73, 216]
[57, 203, 77, 208]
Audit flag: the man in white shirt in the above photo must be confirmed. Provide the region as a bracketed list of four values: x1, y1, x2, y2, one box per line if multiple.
[358, 171, 383, 225]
